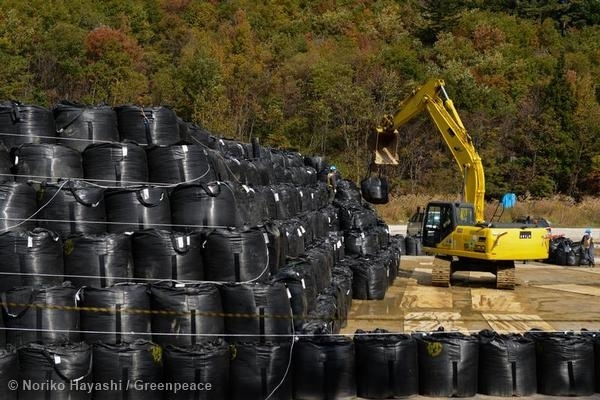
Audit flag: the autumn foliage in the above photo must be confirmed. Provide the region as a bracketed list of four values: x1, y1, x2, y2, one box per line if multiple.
[0, 0, 600, 199]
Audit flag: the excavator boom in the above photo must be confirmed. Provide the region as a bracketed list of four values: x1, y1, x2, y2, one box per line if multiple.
[371, 78, 485, 222]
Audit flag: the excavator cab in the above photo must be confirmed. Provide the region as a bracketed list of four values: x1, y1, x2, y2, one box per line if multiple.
[422, 201, 476, 248]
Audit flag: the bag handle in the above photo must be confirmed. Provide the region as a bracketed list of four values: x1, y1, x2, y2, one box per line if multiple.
[135, 187, 166, 207]
[55, 104, 85, 133]
[68, 181, 104, 207]
[1, 288, 37, 319]
[170, 232, 191, 254]
[42, 346, 94, 382]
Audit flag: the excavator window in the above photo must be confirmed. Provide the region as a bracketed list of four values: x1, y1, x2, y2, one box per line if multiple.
[457, 206, 475, 225]
[422, 202, 465, 248]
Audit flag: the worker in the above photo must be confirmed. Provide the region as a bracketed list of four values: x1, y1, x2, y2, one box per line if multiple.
[581, 228, 595, 267]
[326, 165, 338, 201]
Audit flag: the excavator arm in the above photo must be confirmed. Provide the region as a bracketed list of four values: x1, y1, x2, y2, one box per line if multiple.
[372, 78, 486, 222]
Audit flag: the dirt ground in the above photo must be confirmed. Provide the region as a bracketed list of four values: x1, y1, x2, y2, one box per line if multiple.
[342, 255, 600, 400]
[343, 256, 600, 335]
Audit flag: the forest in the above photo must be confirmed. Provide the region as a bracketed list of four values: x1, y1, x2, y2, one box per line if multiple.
[2, 0, 600, 200]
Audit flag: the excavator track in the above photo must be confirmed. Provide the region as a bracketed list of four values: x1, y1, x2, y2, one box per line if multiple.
[431, 256, 452, 287]
[495, 264, 515, 290]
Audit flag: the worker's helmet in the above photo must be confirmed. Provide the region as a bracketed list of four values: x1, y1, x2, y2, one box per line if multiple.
[329, 165, 337, 171]
[585, 228, 592, 234]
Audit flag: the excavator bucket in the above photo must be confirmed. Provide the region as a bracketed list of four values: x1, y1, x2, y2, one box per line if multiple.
[370, 128, 399, 165]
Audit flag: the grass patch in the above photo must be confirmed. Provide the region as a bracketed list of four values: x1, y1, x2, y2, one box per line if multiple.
[374, 194, 600, 227]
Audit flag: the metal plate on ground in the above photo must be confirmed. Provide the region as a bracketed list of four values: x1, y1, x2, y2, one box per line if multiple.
[534, 284, 600, 296]
[471, 288, 524, 312]
[404, 311, 467, 333]
[400, 285, 453, 308]
[482, 313, 554, 333]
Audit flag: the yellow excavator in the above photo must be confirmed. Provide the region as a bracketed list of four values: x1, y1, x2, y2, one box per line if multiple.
[368, 78, 549, 289]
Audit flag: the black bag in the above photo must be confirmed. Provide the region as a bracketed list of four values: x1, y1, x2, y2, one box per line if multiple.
[230, 341, 293, 400]
[354, 329, 418, 398]
[360, 175, 389, 204]
[92, 340, 163, 400]
[63, 232, 133, 288]
[2, 282, 79, 345]
[37, 180, 106, 236]
[293, 336, 356, 400]
[478, 330, 537, 396]
[82, 142, 148, 187]
[0, 228, 63, 292]
[415, 331, 479, 397]
[163, 340, 230, 400]
[53, 101, 119, 152]
[150, 282, 224, 346]
[0, 346, 17, 400]
[79, 283, 151, 344]
[18, 342, 92, 400]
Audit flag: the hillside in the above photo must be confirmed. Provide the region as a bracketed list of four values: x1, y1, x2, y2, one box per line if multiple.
[1, 0, 600, 199]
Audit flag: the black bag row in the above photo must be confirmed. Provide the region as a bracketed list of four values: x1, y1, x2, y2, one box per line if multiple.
[0, 180, 335, 235]
[0, 142, 319, 188]
[0, 224, 347, 291]
[1, 329, 599, 400]
[0, 101, 324, 170]
[548, 236, 591, 266]
[0, 238, 403, 348]
[0, 102, 238, 151]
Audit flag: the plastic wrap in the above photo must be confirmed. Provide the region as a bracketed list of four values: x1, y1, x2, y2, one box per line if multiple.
[180, 123, 211, 146]
[338, 204, 378, 231]
[344, 229, 380, 256]
[0, 347, 17, 400]
[259, 222, 285, 274]
[0, 101, 56, 148]
[528, 331, 595, 396]
[344, 256, 388, 300]
[360, 176, 389, 204]
[478, 330, 537, 396]
[281, 258, 319, 312]
[272, 219, 305, 258]
[334, 179, 362, 203]
[271, 269, 307, 330]
[305, 245, 333, 293]
[302, 292, 339, 334]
